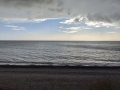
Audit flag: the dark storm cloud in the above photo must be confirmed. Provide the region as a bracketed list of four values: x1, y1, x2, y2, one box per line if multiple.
[87, 13, 112, 23]
[0, 0, 54, 7]
[0, 0, 120, 27]
[0, 0, 65, 21]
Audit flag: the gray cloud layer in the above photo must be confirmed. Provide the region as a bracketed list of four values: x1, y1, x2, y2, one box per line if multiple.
[0, 0, 120, 27]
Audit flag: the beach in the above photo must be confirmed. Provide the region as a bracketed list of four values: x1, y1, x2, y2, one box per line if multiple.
[0, 66, 120, 90]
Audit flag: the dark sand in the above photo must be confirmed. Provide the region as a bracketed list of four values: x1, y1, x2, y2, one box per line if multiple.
[0, 66, 120, 90]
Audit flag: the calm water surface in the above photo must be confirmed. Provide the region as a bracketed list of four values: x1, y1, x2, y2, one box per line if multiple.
[0, 41, 120, 66]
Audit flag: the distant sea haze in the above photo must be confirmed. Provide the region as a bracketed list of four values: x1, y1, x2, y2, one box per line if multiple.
[0, 41, 120, 66]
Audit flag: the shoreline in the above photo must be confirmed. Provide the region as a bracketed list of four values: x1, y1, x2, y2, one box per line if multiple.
[0, 64, 120, 68]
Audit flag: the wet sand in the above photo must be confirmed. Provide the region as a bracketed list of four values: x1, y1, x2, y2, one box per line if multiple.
[0, 66, 120, 90]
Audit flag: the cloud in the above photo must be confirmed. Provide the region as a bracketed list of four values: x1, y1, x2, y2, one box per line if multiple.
[64, 27, 80, 33]
[66, 27, 81, 30]
[62, 30, 78, 33]
[59, 27, 81, 33]
[80, 26, 92, 30]
[59, 26, 63, 28]
[60, 13, 120, 28]
[60, 26, 92, 33]
[0, 0, 120, 27]
[108, 32, 116, 34]
[5, 25, 26, 30]
[60, 16, 86, 24]
[0, 0, 64, 22]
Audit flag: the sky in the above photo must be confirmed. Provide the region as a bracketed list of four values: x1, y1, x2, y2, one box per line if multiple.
[0, 0, 120, 41]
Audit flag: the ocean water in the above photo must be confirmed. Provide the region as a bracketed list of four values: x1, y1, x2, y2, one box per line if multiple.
[0, 41, 120, 66]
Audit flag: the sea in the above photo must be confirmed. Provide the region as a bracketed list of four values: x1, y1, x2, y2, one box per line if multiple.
[0, 41, 120, 66]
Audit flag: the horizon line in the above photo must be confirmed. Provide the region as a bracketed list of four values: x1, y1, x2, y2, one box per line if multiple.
[0, 40, 120, 42]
